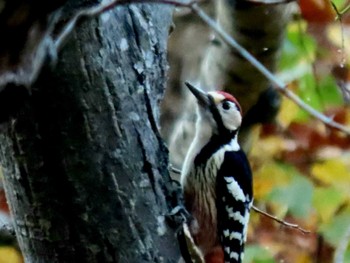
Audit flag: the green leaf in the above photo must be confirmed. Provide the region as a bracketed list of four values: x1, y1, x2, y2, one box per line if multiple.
[313, 186, 346, 223]
[292, 73, 342, 122]
[332, 0, 348, 10]
[311, 158, 350, 188]
[268, 173, 313, 218]
[295, 73, 321, 122]
[244, 245, 275, 263]
[279, 19, 343, 122]
[278, 22, 313, 83]
[317, 75, 343, 106]
[253, 160, 293, 200]
[279, 22, 316, 73]
[345, 249, 350, 262]
[320, 210, 350, 247]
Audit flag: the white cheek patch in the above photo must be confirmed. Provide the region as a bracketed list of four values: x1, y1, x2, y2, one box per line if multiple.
[221, 109, 242, 131]
[206, 92, 242, 131]
[208, 92, 225, 104]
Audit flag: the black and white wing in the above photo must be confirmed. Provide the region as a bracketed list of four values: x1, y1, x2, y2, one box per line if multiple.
[216, 149, 253, 263]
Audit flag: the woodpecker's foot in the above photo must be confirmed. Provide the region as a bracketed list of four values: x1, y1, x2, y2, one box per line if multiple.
[166, 205, 192, 229]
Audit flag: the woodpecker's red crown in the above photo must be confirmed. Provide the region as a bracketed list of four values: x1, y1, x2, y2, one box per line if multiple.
[216, 91, 242, 114]
[185, 82, 242, 133]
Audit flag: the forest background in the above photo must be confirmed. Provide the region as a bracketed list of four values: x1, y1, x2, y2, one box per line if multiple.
[0, 0, 349, 262]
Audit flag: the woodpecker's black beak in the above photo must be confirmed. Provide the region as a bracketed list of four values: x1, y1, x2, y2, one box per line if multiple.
[185, 82, 210, 108]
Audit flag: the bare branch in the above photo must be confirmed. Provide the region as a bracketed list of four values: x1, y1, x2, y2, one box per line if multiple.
[170, 163, 311, 235]
[54, 0, 194, 50]
[339, 4, 350, 16]
[331, 2, 347, 68]
[252, 205, 311, 235]
[332, 1, 350, 19]
[53, 0, 350, 134]
[188, 3, 350, 135]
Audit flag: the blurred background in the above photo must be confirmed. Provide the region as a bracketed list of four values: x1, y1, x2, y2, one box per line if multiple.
[0, 0, 350, 262]
[161, 0, 350, 262]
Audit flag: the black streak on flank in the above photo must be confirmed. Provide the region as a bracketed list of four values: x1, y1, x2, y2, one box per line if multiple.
[221, 150, 253, 199]
[216, 150, 253, 263]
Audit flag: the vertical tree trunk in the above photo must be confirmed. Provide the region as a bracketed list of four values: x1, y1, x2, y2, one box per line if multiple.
[0, 3, 179, 262]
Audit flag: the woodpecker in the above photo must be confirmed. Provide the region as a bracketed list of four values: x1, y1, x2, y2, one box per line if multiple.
[181, 82, 253, 263]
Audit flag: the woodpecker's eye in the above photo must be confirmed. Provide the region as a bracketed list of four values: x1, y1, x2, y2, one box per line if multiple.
[222, 101, 231, 110]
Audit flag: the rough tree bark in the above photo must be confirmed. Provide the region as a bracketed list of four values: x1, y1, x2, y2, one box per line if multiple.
[0, 3, 180, 262]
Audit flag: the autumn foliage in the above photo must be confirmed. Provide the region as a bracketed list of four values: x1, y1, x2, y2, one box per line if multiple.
[246, 1, 350, 262]
[0, 1, 349, 263]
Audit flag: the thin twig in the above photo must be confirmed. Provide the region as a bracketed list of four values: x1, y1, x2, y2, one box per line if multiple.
[53, 0, 350, 135]
[252, 205, 311, 234]
[331, 2, 347, 67]
[188, 3, 350, 135]
[333, 1, 350, 19]
[170, 163, 311, 235]
[340, 4, 350, 16]
[54, 0, 195, 50]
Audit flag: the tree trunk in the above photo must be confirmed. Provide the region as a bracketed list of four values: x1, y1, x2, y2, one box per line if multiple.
[0, 3, 179, 262]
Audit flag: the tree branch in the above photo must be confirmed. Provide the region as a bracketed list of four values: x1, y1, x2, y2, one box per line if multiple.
[54, 0, 194, 50]
[252, 205, 311, 234]
[187, 3, 350, 135]
[170, 165, 311, 235]
[55, 0, 350, 135]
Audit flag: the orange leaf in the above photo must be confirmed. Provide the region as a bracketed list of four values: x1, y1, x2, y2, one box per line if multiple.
[299, 0, 335, 23]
